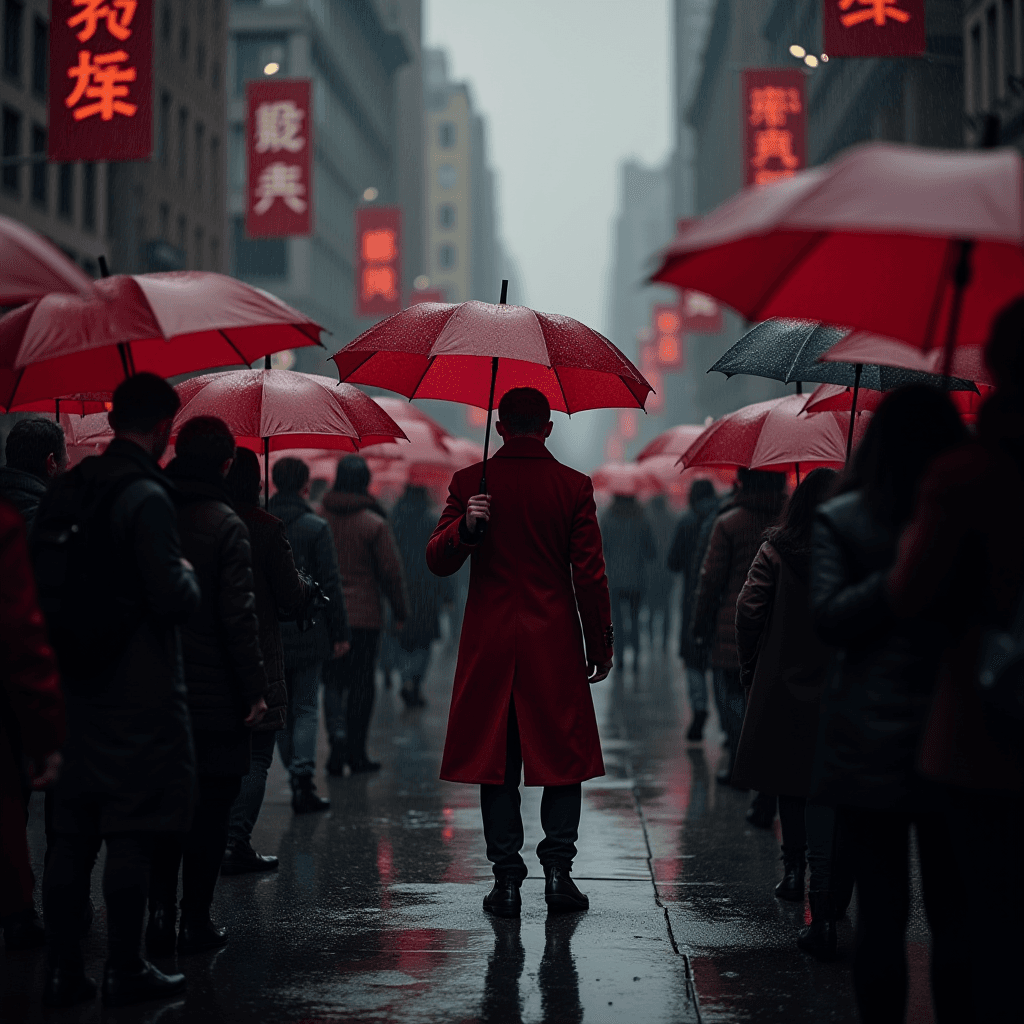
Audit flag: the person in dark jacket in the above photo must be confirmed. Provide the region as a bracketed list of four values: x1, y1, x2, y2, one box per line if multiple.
[733, 468, 839, 954]
[147, 417, 268, 959]
[644, 494, 677, 652]
[322, 456, 408, 773]
[221, 448, 307, 874]
[667, 479, 720, 740]
[391, 481, 451, 708]
[269, 458, 350, 811]
[810, 386, 970, 1023]
[39, 373, 199, 1009]
[692, 469, 786, 784]
[598, 492, 656, 666]
[0, 418, 68, 527]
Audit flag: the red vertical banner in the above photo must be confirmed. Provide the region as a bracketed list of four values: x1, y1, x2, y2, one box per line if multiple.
[639, 337, 664, 414]
[48, 0, 153, 161]
[742, 69, 806, 187]
[652, 304, 684, 371]
[822, 0, 925, 57]
[246, 79, 312, 238]
[355, 207, 402, 318]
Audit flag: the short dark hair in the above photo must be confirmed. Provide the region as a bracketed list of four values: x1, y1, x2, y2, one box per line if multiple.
[110, 372, 180, 433]
[986, 296, 1024, 393]
[688, 479, 716, 507]
[333, 454, 371, 495]
[272, 456, 309, 495]
[4, 418, 67, 479]
[175, 416, 236, 472]
[498, 387, 551, 436]
[225, 446, 262, 507]
[737, 468, 787, 493]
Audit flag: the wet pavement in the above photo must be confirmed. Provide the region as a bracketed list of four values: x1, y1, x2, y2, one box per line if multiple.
[4, 616, 936, 1023]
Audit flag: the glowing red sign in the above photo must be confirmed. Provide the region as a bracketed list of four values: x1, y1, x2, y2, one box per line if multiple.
[741, 69, 806, 187]
[356, 207, 402, 317]
[640, 339, 664, 414]
[48, 0, 151, 161]
[652, 304, 684, 371]
[822, 0, 925, 56]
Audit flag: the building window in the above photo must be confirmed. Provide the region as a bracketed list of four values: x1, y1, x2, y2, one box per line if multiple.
[438, 243, 456, 269]
[971, 23, 982, 112]
[194, 226, 203, 270]
[438, 121, 456, 148]
[2, 106, 21, 194]
[438, 164, 456, 190]
[157, 92, 171, 165]
[194, 122, 204, 189]
[233, 216, 286, 279]
[177, 214, 187, 254]
[1003, 0, 1017, 90]
[210, 136, 219, 204]
[31, 15, 45, 97]
[987, 4, 999, 107]
[178, 107, 188, 179]
[30, 122, 45, 207]
[4, 0, 23, 81]
[160, 2, 171, 47]
[158, 202, 170, 240]
[58, 163, 73, 219]
[235, 34, 287, 96]
[438, 203, 456, 229]
[82, 162, 96, 231]
[196, 40, 206, 78]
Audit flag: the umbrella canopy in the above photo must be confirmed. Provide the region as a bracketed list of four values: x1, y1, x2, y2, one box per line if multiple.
[709, 319, 979, 393]
[634, 454, 732, 511]
[359, 421, 458, 466]
[680, 395, 871, 473]
[590, 462, 663, 499]
[331, 300, 652, 414]
[171, 369, 405, 453]
[802, 380, 994, 420]
[651, 143, 1024, 354]
[0, 272, 324, 410]
[635, 424, 707, 462]
[819, 331, 996, 385]
[0, 215, 94, 306]
[372, 396, 454, 447]
[13, 391, 113, 416]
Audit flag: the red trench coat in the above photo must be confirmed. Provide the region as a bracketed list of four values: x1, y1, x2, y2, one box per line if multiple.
[427, 437, 612, 786]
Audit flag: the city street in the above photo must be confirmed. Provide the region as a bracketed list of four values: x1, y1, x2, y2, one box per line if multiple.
[5, 621, 935, 1024]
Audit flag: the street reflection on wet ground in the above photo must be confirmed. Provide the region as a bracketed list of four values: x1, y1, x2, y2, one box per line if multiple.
[5, 618, 935, 1023]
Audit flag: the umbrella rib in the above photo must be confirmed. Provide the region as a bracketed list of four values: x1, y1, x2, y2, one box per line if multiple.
[218, 329, 251, 368]
[551, 364, 572, 416]
[749, 231, 829, 322]
[409, 355, 435, 401]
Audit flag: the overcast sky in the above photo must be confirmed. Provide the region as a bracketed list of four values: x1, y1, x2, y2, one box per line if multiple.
[424, 0, 673, 466]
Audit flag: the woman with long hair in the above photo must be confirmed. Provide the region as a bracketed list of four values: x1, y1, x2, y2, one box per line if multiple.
[810, 385, 970, 1021]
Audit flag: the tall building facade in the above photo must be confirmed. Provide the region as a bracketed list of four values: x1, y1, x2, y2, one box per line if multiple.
[227, 0, 421, 374]
[1, 0, 228, 278]
[963, 0, 1024, 151]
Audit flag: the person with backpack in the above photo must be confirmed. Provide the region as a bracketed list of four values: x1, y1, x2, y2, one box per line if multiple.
[146, 417, 268, 957]
[269, 458, 350, 812]
[0, 418, 68, 528]
[34, 373, 200, 1009]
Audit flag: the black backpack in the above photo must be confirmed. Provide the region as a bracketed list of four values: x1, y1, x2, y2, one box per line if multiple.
[31, 463, 149, 686]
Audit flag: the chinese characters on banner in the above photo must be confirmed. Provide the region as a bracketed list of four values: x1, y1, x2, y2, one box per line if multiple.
[652, 304, 684, 371]
[822, 0, 925, 57]
[48, 0, 152, 161]
[246, 79, 312, 238]
[742, 69, 806, 187]
[355, 208, 402, 317]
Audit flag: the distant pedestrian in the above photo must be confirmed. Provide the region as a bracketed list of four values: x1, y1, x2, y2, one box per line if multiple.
[36, 373, 199, 1008]
[692, 469, 786, 784]
[148, 417, 268, 958]
[269, 458, 350, 812]
[667, 480, 720, 740]
[811, 386, 971, 1022]
[428, 387, 613, 919]
[644, 494, 678, 653]
[321, 456, 408, 773]
[221, 448, 308, 875]
[0, 418, 68, 528]
[599, 492, 655, 665]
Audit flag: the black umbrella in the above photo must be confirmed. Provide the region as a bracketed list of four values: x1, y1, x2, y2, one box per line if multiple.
[709, 319, 978, 458]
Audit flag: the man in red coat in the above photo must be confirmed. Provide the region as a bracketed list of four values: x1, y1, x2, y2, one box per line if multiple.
[427, 388, 613, 919]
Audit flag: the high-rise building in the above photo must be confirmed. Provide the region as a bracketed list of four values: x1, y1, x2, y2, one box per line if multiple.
[962, 0, 1024, 152]
[1, 0, 229, 279]
[227, 0, 421, 374]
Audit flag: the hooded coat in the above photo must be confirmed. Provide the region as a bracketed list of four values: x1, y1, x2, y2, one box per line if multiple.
[598, 496, 656, 594]
[427, 437, 611, 787]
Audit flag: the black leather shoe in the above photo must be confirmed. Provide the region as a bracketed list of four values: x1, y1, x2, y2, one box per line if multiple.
[544, 864, 589, 913]
[797, 891, 837, 961]
[291, 775, 330, 813]
[144, 903, 177, 958]
[221, 839, 279, 875]
[102, 959, 186, 1007]
[43, 967, 97, 1007]
[686, 710, 707, 742]
[774, 859, 806, 902]
[483, 876, 522, 918]
[2, 908, 46, 949]
[327, 744, 347, 776]
[177, 916, 228, 955]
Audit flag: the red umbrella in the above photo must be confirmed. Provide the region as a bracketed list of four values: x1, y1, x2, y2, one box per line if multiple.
[636, 424, 706, 462]
[359, 421, 459, 467]
[0, 215, 93, 306]
[681, 395, 871, 475]
[13, 391, 113, 418]
[372, 395, 454, 447]
[802, 380, 994, 422]
[0, 271, 324, 410]
[590, 462, 663, 499]
[651, 143, 1024, 368]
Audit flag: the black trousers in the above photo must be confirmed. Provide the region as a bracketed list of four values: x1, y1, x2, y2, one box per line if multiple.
[43, 800, 154, 971]
[841, 805, 970, 1024]
[149, 773, 241, 920]
[479, 701, 582, 882]
[326, 628, 380, 763]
